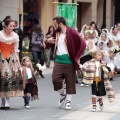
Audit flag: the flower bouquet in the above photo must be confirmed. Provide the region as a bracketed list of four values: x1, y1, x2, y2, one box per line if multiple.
[32, 63, 46, 78]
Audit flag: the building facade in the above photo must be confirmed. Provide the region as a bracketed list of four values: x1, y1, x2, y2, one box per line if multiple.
[0, 0, 120, 34]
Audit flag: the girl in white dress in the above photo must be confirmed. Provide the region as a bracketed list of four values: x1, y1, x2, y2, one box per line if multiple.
[109, 27, 120, 48]
[80, 24, 89, 38]
[99, 33, 108, 47]
[97, 41, 109, 63]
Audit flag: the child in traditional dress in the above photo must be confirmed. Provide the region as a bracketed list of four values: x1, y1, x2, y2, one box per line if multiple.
[106, 51, 116, 80]
[22, 56, 37, 109]
[80, 50, 115, 112]
[99, 33, 108, 47]
[80, 30, 96, 87]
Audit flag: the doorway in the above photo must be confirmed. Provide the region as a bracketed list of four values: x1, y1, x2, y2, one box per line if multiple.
[77, 2, 91, 32]
[115, 0, 120, 24]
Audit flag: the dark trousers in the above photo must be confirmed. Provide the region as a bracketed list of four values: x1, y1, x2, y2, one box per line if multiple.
[52, 62, 76, 94]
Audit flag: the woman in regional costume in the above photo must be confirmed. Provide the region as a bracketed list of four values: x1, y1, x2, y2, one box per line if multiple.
[0, 19, 23, 109]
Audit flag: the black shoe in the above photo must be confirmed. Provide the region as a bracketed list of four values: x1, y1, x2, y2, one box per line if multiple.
[39, 70, 45, 78]
[5, 107, 10, 110]
[0, 107, 10, 110]
[0, 107, 5, 110]
[110, 78, 113, 81]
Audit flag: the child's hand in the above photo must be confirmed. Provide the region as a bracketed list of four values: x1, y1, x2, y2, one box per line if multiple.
[29, 63, 33, 68]
[101, 61, 106, 66]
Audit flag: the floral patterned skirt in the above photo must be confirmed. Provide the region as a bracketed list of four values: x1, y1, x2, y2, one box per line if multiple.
[0, 52, 24, 98]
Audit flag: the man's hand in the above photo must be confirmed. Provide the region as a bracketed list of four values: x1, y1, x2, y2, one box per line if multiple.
[77, 59, 80, 65]
[47, 37, 56, 44]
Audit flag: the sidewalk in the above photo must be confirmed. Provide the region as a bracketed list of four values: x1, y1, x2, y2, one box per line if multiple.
[42, 61, 120, 120]
[58, 93, 120, 120]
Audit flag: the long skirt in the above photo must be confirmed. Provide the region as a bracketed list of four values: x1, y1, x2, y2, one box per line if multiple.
[91, 81, 106, 96]
[0, 52, 23, 98]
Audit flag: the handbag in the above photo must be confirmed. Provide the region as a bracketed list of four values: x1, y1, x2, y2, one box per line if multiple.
[31, 76, 39, 101]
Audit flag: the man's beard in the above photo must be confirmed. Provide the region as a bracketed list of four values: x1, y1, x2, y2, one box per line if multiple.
[56, 27, 61, 32]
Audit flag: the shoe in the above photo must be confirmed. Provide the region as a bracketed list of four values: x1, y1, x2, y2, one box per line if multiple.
[91, 105, 97, 112]
[80, 83, 85, 86]
[58, 94, 66, 108]
[5, 107, 10, 110]
[80, 83, 89, 87]
[98, 98, 103, 110]
[85, 84, 89, 87]
[25, 105, 30, 109]
[39, 70, 45, 78]
[65, 100, 71, 110]
[0, 107, 5, 110]
[110, 78, 113, 81]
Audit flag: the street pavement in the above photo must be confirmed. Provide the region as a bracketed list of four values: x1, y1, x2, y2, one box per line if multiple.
[0, 61, 120, 120]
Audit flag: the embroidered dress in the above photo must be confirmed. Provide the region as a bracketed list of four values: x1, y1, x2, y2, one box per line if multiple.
[0, 31, 23, 98]
[81, 59, 115, 102]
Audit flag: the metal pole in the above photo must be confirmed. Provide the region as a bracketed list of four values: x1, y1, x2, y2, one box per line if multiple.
[101, 0, 106, 29]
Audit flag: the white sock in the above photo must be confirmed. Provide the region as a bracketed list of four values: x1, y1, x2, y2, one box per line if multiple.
[66, 94, 72, 102]
[58, 88, 64, 95]
[5, 97, 10, 107]
[63, 82, 66, 94]
[1, 98, 5, 107]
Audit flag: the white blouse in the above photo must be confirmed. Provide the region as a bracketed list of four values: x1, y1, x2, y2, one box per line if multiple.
[26, 67, 32, 79]
[0, 30, 20, 52]
[95, 61, 100, 77]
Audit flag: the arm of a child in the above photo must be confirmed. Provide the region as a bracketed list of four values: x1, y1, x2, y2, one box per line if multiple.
[29, 63, 35, 74]
[22, 66, 26, 90]
[88, 40, 93, 51]
[79, 62, 89, 71]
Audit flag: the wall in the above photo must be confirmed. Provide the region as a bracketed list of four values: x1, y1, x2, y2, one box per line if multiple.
[39, 0, 57, 34]
[75, 0, 98, 30]
[106, 0, 111, 30]
[97, 0, 103, 29]
[81, 3, 92, 27]
[0, 0, 19, 22]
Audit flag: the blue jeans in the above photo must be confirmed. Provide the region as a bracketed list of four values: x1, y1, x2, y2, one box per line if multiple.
[32, 51, 42, 64]
[47, 48, 52, 67]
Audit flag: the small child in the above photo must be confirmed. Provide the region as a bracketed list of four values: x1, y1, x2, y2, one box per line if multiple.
[21, 56, 35, 109]
[80, 50, 115, 112]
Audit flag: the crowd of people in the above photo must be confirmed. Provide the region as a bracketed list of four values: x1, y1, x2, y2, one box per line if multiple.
[0, 15, 119, 113]
[79, 21, 120, 86]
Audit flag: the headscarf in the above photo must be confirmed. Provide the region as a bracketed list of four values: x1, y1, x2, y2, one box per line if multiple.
[80, 24, 88, 38]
